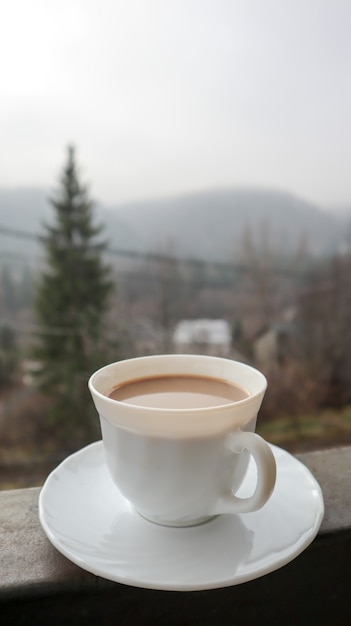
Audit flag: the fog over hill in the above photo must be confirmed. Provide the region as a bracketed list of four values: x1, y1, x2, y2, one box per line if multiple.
[0, 187, 348, 262]
[106, 188, 347, 260]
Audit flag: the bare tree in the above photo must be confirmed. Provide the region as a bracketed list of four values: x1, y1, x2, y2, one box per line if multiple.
[296, 253, 351, 407]
[239, 220, 309, 329]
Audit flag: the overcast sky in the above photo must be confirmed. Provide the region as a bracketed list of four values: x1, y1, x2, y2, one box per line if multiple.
[1, 0, 351, 208]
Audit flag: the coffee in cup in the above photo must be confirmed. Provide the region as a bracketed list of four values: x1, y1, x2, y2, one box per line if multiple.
[108, 374, 250, 408]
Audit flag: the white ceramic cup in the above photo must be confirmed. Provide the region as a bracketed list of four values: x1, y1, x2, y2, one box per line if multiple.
[88, 354, 276, 527]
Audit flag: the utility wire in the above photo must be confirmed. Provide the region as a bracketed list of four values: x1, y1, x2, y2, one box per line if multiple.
[0, 223, 306, 276]
[0, 223, 232, 268]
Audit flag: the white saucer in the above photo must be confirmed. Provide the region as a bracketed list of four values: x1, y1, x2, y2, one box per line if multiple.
[39, 441, 324, 592]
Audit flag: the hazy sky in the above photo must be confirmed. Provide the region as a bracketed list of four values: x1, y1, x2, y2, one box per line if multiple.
[1, 0, 351, 208]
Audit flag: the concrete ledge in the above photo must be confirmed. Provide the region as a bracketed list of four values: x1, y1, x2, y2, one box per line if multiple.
[1, 447, 351, 625]
[296, 446, 351, 533]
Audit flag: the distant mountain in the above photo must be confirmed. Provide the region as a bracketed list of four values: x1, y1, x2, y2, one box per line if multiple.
[107, 188, 348, 260]
[0, 186, 348, 262]
[0, 187, 134, 260]
[0, 187, 48, 232]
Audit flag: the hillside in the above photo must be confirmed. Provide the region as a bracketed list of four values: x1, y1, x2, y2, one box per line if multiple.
[109, 188, 346, 260]
[0, 187, 348, 262]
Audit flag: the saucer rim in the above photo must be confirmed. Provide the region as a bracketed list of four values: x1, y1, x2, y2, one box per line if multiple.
[38, 441, 324, 592]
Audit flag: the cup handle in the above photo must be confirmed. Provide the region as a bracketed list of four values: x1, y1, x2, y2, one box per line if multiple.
[214, 431, 277, 515]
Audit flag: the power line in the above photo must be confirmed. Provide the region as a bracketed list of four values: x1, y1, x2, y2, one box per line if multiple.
[0, 223, 307, 276]
[0, 225, 38, 241]
[0, 223, 228, 268]
[0, 319, 80, 336]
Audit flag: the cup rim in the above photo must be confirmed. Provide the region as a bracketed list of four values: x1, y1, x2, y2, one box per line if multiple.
[88, 353, 267, 415]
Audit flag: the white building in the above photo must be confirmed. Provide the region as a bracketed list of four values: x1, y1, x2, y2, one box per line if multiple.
[172, 319, 232, 356]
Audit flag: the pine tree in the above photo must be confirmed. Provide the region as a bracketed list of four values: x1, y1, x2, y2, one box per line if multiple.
[33, 146, 115, 445]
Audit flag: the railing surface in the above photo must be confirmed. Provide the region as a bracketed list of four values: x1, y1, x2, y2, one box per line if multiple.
[1, 447, 351, 625]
